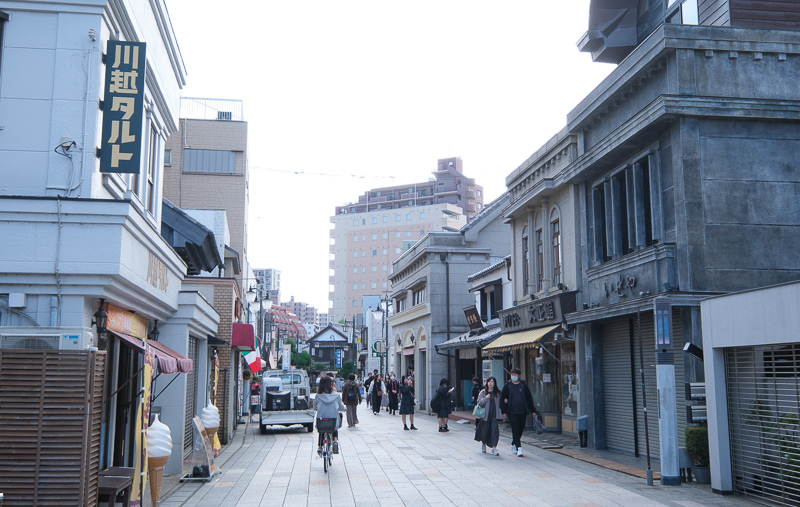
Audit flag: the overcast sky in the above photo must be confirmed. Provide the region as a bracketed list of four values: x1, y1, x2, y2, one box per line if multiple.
[166, 1, 615, 311]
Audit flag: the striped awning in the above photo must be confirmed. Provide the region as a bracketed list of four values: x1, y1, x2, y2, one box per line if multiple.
[482, 325, 559, 353]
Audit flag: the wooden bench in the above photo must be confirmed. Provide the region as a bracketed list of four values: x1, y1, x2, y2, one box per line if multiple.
[98, 467, 134, 507]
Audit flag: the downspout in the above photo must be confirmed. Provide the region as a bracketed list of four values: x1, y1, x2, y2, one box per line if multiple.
[440, 252, 451, 388]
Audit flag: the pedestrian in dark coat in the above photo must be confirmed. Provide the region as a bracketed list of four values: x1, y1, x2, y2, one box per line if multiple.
[435, 378, 454, 432]
[368, 374, 385, 415]
[477, 376, 503, 455]
[386, 373, 400, 415]
[500, 367, 538, 457]
[341, 373, 362, 428]
[471, 377, 482, 441]
[399, 375, 417, 430]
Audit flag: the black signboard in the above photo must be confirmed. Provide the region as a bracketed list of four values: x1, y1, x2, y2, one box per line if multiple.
[498, 292, 577, 333]
[100, 41, 146, 173]
[463, 305, 485, 332]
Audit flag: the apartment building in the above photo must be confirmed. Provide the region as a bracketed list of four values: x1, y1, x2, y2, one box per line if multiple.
[284, 296, 319, 327]
[329, 158, 480, 323]
[253, 268, 281, 296]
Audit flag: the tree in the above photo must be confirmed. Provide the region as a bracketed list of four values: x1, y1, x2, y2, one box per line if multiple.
[339, 360, 356, 379]
[295, 351, 311, 370]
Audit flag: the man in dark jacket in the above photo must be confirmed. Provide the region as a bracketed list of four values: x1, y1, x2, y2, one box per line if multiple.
[341, 373, 362, 427]
[500, 368, 538, 457]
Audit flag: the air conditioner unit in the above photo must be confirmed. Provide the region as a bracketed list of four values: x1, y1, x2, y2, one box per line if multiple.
[217, 111, 232, 121]
[0, 327, 94, 351]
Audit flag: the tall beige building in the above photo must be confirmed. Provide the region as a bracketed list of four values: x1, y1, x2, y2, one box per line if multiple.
[329, 157, 482, 323]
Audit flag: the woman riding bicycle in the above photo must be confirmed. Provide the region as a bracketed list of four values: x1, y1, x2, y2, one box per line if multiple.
[313, 375, 345, 456]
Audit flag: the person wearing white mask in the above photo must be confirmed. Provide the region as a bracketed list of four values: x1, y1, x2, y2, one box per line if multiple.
[386, 373, 400, 415]
[500, 367, 538, 457]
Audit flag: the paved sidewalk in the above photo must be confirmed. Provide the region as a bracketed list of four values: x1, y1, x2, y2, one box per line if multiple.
[147, 405, 756, 507]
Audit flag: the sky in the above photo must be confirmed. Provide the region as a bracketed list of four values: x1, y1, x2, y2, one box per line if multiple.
[165, 1, 615, 311]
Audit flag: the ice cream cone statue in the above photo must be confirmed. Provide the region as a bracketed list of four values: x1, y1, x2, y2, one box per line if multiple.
[200, 400, 220, 443]
[146, 415, 172, 506]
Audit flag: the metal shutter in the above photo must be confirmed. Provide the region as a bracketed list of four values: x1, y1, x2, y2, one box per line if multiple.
[602, 318, 636, 454]
[726, 343, 800, 507]
[183, 337, 198, 458]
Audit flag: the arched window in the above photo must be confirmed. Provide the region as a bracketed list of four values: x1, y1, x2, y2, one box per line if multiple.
[551, 207, 562, 287]
[522, 226, 529, 296]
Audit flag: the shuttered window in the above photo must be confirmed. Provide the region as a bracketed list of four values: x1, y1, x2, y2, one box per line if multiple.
[183, 149, 236, 174]
[726, 343, 800, 506]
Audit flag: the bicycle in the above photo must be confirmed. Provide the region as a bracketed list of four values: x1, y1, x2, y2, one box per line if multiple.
[317, 417, 338, 472]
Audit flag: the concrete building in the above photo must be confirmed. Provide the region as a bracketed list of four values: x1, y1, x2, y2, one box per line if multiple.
[501, 0, 800, 494]
[284, 296, 319, 327]
[328, 157, 481, 324]
[253, 267, 281, 300]
[0, 0, 227, 489]
[388, 194, 510, 409]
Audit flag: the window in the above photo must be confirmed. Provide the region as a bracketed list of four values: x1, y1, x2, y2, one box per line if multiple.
[353, 251, 358, 258]
[406, 231, 412, 237]
[352, 283, 358, 290]
[372, 217, 377, 224]
[362, 219, 366, 225]
[395, 215, 401, 222]
[353, 219, 359, 226]
[362, 250, 366, 257]
[362, 235, 366, 241]
[522, 227, 529, 296]
[382, 248, 387, 255]
[395, 247, 402, 254]
[372, 233, 378, 240]
[372, 249, 377, 256]
[591, 153, 660, 264]
[382, 232, 388, 239]
[145, 126, 159, 214]
[183, 149, 235, 174]
[371, 282, 377, 289]
[382, 265, 388, 272]
[377, 204, 381, 209]
[164, 149, 172, 166]
[420, 212, 425, 219]
[382, 281, 387, 288]
[382, 216, 388, 223]
[395, 231, 401, 238]
[406, 214, 412, 221]
[419, 229, 425, 236]
[361, 283, 366, 290]
[362, 266, 366, 273]
[413, 288, 426, 306]
[352, 300, 357, 307]
[536, 229, 543, 291]
[396, 298, 407, 312]
[353, 267, 358, 274]
[372, 265, 377, 272]
[354, 235, 359, 242]
[477, 190, 482, 197]
[552, 220, 562, 286]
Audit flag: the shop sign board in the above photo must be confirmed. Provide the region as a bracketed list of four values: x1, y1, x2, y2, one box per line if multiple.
[106, 303, 148, 339]
[100, 40, 146, 173]
[463, 305, 485, 332]
[498, 292, 577, 334]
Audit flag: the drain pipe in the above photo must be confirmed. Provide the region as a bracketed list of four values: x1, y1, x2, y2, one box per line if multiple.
[50, 296, 59, 326]
[439, 252, 451, 383]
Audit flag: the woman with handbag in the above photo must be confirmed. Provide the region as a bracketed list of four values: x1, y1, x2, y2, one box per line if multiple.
[476, 376, 502, 455]
[368, 373, 385, 415]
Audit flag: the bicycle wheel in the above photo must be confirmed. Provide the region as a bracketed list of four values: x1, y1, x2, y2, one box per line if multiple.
[323, 434, 330, 473]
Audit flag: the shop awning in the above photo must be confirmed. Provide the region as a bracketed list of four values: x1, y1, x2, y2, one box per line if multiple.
[438, 326, 502, 351]
[232, 323, 256, 351]
[482, 325, 559, 353]
[110, 332, 193, 374]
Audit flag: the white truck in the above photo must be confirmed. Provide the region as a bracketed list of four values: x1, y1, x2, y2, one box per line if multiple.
[259, 369, 316, 434]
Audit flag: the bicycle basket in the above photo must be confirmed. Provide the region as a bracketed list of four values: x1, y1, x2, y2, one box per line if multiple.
[316, 417, 338, 433]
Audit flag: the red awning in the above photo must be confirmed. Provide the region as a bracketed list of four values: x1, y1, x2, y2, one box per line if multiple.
[110, 331, 193, 374]
[232, 323, 256, 351]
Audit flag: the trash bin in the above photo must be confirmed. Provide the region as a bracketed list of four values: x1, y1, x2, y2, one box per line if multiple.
[577, 415, 589, 448]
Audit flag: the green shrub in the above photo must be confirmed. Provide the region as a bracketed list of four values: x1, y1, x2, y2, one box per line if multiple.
[685, 426, 709, 467]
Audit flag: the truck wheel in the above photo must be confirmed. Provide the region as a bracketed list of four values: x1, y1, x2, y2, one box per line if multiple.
[260, 424, 267, 435]
[306, 423, 314, 433]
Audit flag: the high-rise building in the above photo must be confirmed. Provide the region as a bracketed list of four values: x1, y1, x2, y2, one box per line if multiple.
[328, 157, 481, 323]
[253, 268, 281, 299]
[284, 296, 319, 327]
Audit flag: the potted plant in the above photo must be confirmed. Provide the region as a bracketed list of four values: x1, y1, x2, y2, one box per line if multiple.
[685, 426, 710, 484]
[242, 368, 252, 380]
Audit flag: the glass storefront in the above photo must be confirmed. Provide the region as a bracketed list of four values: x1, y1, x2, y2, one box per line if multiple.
[527, 339, 577, 433]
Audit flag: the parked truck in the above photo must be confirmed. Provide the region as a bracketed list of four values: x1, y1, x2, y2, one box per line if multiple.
[259, 369, 315, 434]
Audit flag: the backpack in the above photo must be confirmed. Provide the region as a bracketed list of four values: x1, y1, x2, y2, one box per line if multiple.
[430, 392, 440, 412]
[346, 384, 358, 403]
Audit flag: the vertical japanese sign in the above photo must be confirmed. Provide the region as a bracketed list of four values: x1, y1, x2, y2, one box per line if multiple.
[101, 40, 146, 173]
[282, 343, 291, 371]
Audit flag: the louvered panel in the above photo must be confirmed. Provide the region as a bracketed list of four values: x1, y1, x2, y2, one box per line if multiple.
[602, 318, 636, 455]
[0, 349, 105, 507]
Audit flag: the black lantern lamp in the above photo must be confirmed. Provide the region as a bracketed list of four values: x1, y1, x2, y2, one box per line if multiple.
[92, 298, 108, 348]
[149, 320, 160, 341]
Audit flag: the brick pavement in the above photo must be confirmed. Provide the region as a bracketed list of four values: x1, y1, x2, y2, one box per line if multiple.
[151, 404, 759, 507]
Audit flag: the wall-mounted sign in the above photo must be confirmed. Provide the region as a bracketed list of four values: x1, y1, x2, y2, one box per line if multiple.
[100, 40, 146, 173]
[146, 251, 169, 292]
[463, 305, 485, 332]
[498, 292, 577, 333]
[106, 303, 148, 339]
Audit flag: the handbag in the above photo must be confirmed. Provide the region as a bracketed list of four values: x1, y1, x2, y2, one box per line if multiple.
[472, 404, 486, 419]
[533, 416, 546, 435]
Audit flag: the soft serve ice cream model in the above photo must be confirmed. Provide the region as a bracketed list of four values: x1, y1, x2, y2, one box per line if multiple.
[146, 415, 172, 506]
[200, 400, 220, 440]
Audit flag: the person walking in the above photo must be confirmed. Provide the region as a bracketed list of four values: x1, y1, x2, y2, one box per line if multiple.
[500, 368, 538, 457]
[434, 378, 454, 432]
[399, 375, 417, 430]
[471, 376, 482, 442]
[386, 373, 400, 415]
[476, 376, 503, 455]
[341, 373, 361, 428]
[313, 376, 346, 456]
[368, 373, 385, 415]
